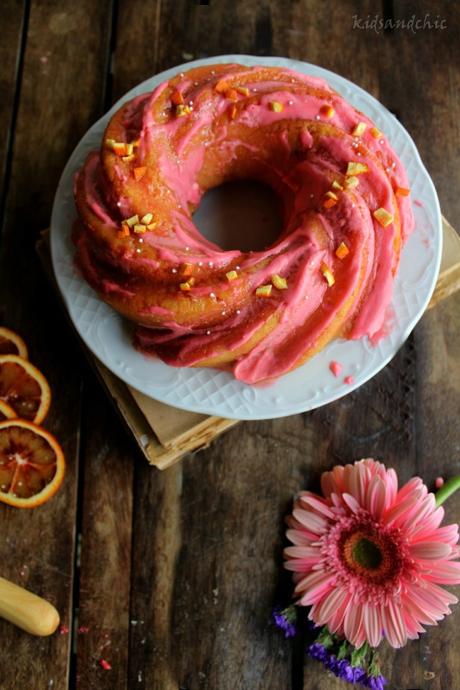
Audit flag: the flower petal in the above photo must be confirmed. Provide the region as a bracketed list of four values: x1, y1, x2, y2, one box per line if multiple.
[285, 528, 315, 546]
[363, 603, 383, 647]
[408, 506, 445, 539]
[298, 492, 335, 519]
[381, 600, 407, 648]
[327, 590, 352, 634]
[292, 507, 328, 535]
[343, 601, 365, 647]
[422, 560, 460, 584]
[366, 475, 386, 519]
[408, 541, 452, 560]
[284, 546, 321, 559]
[383, 487, 424, 527]
[321, 465, 345, 498]
[311, 585, 348, 627]
[349, 462, 366, 505]
[342, 492, 361, 514]
[297, 571, 335, 605]
[404, 582, 451, 620]
[384, 467, 398, 507]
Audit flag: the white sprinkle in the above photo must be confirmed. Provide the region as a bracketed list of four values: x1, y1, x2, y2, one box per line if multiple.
[208, 261, 214, 267]
[136, 248, 142, 253]
[185, 246, 190, 251]
[117, 201, 122, 207]
[194, 81, 199, 86]
[357, 152, 361, 156]
[352, 203, 356, 208]
[236, 309, 241, 314]
[221, 310, 226, 316]
[288, 100, 293, 105]
[189, 101, 193, 106]
[172, 268, 177, 273]
[138, 238, 143, 243]
[290, 78, 295, 83]
[392, 162, 396, 168]
[236, 265, 241, 270]
[198, 261, 203, 266]
[211, 70, 215, 75]
[252, 88, 258, 92]
[209, 292, 216, 299]
[179, 72, 184, 77]
[386, 167, 391, 173]
[206, 330, 211, 335]
[379, 139, 384, 144]
[315, 115, 320, 120]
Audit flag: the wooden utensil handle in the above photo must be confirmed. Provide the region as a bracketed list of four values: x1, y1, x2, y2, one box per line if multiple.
[0, 576, 60, 636]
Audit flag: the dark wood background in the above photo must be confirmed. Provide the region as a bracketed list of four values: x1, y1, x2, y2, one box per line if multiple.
[0, 1, 459, 689]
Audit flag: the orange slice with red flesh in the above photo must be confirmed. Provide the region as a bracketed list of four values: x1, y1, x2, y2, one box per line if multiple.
[0, 327, 28, 359]
[0, 355, 51, 424]
[0, 400, 16, 421]
[0, 419, 65, 508]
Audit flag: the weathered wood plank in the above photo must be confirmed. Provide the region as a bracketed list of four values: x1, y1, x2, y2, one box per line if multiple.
[0, 0, 26, 208]
[74, 382, 134, 690]
[0, 1, 113, 688]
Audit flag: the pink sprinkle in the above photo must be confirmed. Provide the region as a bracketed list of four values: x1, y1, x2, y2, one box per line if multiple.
[99, 659, 112, 671]
[329, 361, 343, 377]
[78, 626, 90, 634]
[435, 476, 444, 489]
[59, 624, 69, 635]
[414, 199, 424, 207]
[344, 375, 354, 385]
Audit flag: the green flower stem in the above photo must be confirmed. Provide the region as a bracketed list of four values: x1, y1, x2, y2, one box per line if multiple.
[435, 475, 460, 507]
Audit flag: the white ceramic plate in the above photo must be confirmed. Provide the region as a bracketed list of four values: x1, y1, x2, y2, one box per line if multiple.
[50, 55, 442, 420]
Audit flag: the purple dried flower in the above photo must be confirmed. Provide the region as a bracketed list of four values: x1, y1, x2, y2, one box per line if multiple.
[307, 642, 328, 662]
[272, 606, 297, 638]
[365, 675, 388, 690]
[326, 654, 340, 674]
[336, 658, 355, 682]
[352, 666, 367, 684]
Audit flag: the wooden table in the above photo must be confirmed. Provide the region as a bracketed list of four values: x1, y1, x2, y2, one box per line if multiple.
[0, 1, 459, 688]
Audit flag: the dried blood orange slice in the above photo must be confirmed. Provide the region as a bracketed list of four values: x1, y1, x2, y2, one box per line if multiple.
[0, 419, 65, 508]
[0, 355, 51, 424]
[0, 327, 28, 359]
[0, 400, 16, 421]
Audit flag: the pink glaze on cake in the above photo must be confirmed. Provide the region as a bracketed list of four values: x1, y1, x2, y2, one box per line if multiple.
[73, 64, 414, 384]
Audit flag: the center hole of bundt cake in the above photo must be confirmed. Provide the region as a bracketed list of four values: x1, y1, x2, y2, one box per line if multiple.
[193, 180, 283, 252]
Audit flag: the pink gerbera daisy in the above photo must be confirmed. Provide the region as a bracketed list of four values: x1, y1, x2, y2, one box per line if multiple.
[284, 459, 460, 648]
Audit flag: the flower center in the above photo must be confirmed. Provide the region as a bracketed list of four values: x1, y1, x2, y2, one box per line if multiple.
[341, 529, 396, 582]
[352, 537, 382, 570]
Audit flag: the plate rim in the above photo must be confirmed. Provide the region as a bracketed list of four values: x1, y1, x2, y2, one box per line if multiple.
[50, 54, 442, 420]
